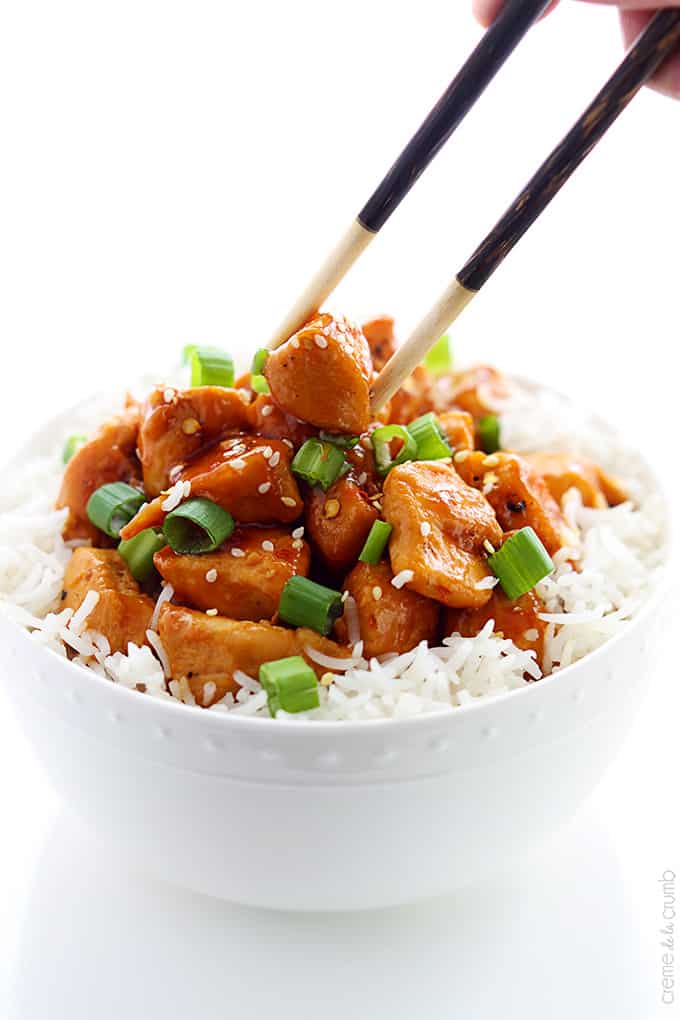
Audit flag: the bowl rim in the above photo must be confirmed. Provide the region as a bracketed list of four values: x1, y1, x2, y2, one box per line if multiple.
[2, 373, 673, 738]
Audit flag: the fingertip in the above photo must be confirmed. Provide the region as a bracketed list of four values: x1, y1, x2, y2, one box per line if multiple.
[619, 10, 680, 101]
[472, 0, 503, 28]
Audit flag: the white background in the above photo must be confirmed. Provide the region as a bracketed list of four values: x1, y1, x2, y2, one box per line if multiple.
[0, 1, 678, 1017]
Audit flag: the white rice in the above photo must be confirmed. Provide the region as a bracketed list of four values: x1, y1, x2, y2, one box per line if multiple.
[0, 379, 667, 721]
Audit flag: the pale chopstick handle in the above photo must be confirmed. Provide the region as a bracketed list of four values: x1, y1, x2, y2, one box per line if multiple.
[369, 280, 475, 413]
[265, 221, 373, 350]
[265, 0, 551, 350]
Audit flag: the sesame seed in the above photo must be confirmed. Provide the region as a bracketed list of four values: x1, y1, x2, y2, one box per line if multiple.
[292, 539, 303, 550]
[482, 454, 501, 468]
[261, 404, 273, 417]
[320, 672, 335, 687]
[324, 498, 340, 519]
[281, 496, 297, 507]
[182, 480, 192, 498]
[230, 458, 246, 470]
[341, 589, 349, 603]
[454, 450, 470, 463]
[258, 482, 272, 494]
[314, 334, 328, 349]
[420, 522, 431, 537]
[283, 438, 294, 449]
[205, 569, 218, 583]
[482, 471, 498, 494]
[231, 548, 245, 558]
[206, 608, 218, 617]
[372, 586, 382, 601]
[391, 569, 414, 590]
[269, 451, 281, 467]
[291, 338, 300, 349]
[164, 387, 175, 403]
[263, 445, 273, 459]
[182, 417, 201, 435]
[292, 526, 304, 539]
[261, 540, 275, 552]
[483, 539, 496, 555]
[357, 472, 368, 486]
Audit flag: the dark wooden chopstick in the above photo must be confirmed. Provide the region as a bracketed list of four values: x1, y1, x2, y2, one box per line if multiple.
[370, 7, 680, 412]
[266, 0, 552, 349]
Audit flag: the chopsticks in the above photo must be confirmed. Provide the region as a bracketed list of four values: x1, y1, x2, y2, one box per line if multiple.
[265, 0, 553, 350]
[370, 8, 680, 413]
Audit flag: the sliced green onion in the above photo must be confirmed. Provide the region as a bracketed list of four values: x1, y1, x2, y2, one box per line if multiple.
[424, 334, 452, 376]
[182, 343, 198, 365]
[163, 497, 234, 554]
[251, 374, 270, 395]
[278, 576, 343, 636]
[86, 483, 146, 539]
[407, 412, 452, 461]
[371, 425, 417, 476]
[251, 347, 269, 375]
[487, 526, 554, 601]
[62, 434, 87, 464]
[118, 528, 166, 583]
[190, 346, 235, 388]
[479, 414, 501, 454]
[259, 655, 320, 717]
[318, 431, 360, 450]
[358, 520, 393, 564]
[291, 439, 346, 491]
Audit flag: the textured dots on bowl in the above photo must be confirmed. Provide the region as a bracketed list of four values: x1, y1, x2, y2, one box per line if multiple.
[572, 688, 585, 704]
[109, 710, 123, 724]
[315, 750, 341, 769]
[67, 688, 83, 705]
[203, 736, 221, 753]
[259, 748, 283, 763]
[154, 725, 171, 740]
[529, 709, 544, 725]
[428, 738, 450, 754]
[482, 726, 499, 740]
[374, 748, 399, 765]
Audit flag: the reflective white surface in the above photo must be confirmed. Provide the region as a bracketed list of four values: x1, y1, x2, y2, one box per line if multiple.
[1, 637, 677, 1019]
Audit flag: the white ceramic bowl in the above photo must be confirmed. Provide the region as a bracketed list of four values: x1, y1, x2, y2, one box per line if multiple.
[0, 394, 671, 911]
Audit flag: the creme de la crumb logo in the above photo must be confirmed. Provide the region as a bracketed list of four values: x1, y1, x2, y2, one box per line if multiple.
[660, 870, 676, 1007]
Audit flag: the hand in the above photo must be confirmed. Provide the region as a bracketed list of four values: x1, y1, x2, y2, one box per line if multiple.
[472, 0, 680, 98]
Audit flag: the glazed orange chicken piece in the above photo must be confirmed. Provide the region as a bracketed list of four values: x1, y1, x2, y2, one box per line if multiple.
[445, 588, 547, 665]
[525, 451, 627, 509]
[120, 436, 303, 540]
[57, 403, 141, 544]
[154, 526, 310, 621]
[158, 604, 350, 706]
[361, 316, 397, 372]
[304, 476, 378, 575]
[264, 313, 373, 434]
[438, 410, 475, 454]
[450, 364, 508, 421]
[138, 386, 252, 497]
[387, 367, 437, 426]
[336, 561, 440, 657]
[62, 548, 154, 653]
[454, 451, 570, 555]
[247, 392, 316, 449]
[383, 461, 503, 609]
